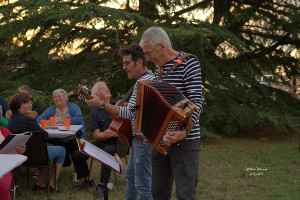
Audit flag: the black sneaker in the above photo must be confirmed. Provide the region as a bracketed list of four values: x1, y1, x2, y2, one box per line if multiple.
[94, 184, 104, 198]
[32, 184, 46, 191]
[45, 183, 59, 193]
[72, 179, 95, 190]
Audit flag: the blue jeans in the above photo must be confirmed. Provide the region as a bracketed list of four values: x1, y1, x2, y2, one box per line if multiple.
[126, 138, 153, 200]
[47, 145, 66, 163]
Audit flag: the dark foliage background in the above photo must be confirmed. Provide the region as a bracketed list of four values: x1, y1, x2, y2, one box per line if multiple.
[0, 0, 299, 137]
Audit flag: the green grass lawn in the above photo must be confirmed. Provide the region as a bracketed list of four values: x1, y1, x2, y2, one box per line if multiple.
[13, 131, 300, 200]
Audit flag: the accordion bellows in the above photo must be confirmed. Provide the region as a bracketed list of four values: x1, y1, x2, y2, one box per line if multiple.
[135, 81, 198, 155]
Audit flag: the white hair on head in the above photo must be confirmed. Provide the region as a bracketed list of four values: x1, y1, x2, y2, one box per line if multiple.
[53, 89, 68, 101]
[140, 27, 172, 48]
[19, 85, 33, 95]
[91, 81, 106, 95]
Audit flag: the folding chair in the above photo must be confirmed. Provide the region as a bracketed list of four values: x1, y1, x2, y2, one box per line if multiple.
[21, 131, 56, 200]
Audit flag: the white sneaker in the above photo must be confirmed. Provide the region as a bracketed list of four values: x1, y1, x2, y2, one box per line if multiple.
[107, 183, 113, 190]
[72, 173, 79, 182]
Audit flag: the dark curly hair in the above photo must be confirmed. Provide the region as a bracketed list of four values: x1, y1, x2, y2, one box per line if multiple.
[118, 43, 147, 67]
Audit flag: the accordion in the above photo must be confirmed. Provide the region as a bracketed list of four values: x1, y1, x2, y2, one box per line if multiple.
[135, 81, 198, 155]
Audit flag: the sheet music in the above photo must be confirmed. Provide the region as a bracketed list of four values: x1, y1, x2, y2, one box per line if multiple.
[0, 154, 28, 178]
[0, 134, 31, 154]
[80, 139, 121, 173]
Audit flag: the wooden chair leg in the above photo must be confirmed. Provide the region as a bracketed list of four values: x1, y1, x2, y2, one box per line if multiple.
[113, 171, 119, 189]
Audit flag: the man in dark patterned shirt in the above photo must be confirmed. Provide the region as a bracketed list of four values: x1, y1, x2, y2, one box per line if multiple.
[140, 26, 203, 200]
[89, 81, 118, 198]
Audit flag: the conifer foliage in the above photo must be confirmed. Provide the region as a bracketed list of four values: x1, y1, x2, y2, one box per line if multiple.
[0, 0, 299, 136]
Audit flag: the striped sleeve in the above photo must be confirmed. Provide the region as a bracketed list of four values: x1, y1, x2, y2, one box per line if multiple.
[118, 71, 156, 137]
[183, 57, 203, 125]
[160, 53, 203, 139]
[118, 83, 138, 121]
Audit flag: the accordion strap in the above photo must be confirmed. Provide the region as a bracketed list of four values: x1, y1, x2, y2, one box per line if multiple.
[158, 53, 200, 80]
[185, 112, 193, 138]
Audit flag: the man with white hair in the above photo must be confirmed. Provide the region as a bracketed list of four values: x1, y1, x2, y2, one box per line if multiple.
[140, 27, 203, 200]
[89, 81, 119, 198]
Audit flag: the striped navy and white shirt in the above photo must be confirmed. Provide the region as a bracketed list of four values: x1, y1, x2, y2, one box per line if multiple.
[118, 70, 156, 141]
[157, 52, 203, 139]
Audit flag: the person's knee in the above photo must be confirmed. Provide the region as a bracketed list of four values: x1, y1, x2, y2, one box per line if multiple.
[125, 171, 131, 181]
[71, 150, 87, 162]
[125, 168, 134, 183]
[102, 144, 116, 155]
[59, 146, 66, 156]
[56, 147, 66, 163]
[106, 148, 116, 155]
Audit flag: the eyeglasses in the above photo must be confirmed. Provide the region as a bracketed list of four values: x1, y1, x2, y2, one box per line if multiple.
[123, 61, 135, 67]
[144, 45, 158, 58]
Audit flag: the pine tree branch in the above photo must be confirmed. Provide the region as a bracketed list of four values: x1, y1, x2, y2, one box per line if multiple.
[241, 29, 300, 48]
[241, 33, 291, 60]
[173, 0, 212, 18]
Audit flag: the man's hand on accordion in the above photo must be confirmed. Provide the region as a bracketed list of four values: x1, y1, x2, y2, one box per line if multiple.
[163, 120, 194, 146]
[163, 130, 187, 146]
